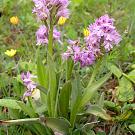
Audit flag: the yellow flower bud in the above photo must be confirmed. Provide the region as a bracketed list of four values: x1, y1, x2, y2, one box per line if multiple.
[10, 16, 19, 25]
[58, 16, 67, 25]
[5, 49, 17, 57]
[83, 28, 90, 37]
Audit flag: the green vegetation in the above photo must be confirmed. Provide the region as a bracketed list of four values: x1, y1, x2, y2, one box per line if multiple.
[0, 0, 135, 134]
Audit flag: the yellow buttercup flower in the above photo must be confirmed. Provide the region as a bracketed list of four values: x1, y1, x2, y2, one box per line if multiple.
[5, 49, 17, 57]
[58, 16, 67, 25]
[10, 16, 19, 25]
[83, 28, 90, 37]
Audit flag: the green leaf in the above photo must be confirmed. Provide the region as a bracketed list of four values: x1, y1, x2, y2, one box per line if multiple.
[0, 99, 21, 109]
[17, 101, 37, 117]
[84, 105, 111, 121]
[96, 131, 106, 135]
[46, 117, 71, 134]
[128, 69, 135, 83]
[37, 55, 48, 106]
[37, 85, 47, 94]
[0, 73, 10, 90]
[47, 91, 52, 116]
[98, 93, 104, 108]
[66, 58, 74, 81]
[19, 61, 37, 74]
[116, 76, 134, 102]
[107, 63, 122, 78]
[123, 103, 135, 110]
[48, 57, 57, 117]
[36, 105, 47, 114]
[70, 74, 82, 127]
[37, 56, 48, 89]
[80, 72, 111, 108]
[104, 100, 121, 112]
[59, 81, 72, 118]
[8, 109, 20, 119]
[104, 101, 116, 108]
[49, 69, 57, 117]
[129, 124, 135, 132]
[85, 130, 95, 135]
[117, 110, 132, 121]
[72, 129, 81, 135]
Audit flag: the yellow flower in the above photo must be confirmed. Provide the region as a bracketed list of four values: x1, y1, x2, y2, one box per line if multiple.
[5, 49, 17, 57]
[83, 28, 90, 37]
[10, 16, 19, 25]
[58, 16, 67, 25]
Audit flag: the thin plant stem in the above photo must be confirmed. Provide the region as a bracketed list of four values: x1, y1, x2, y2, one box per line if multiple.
[0, 118, 40, 126]
[87, 58, 102, 88]
[48, 23, 53, 56]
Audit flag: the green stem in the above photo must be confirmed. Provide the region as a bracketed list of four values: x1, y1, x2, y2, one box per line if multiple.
[47, 20, 54, 117]
[122, 73, 135, 83]
[87, 59, 102, 87]
[66, 58, 74, 81]
[0, 118, 40, 126]
[48, 24, 53, 56]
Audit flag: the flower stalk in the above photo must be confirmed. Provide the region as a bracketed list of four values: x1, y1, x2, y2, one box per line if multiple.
[0, 118, 40, 126]
[48, 23, 54, 56]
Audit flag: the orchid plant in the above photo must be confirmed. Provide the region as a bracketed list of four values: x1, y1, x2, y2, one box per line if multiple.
[0, 0, 122, 134]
